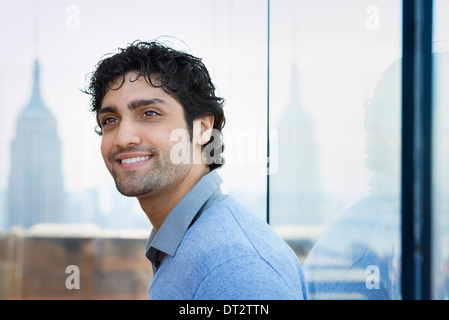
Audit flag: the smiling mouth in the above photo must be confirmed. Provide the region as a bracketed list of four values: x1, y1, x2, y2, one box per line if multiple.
[119, 155, 151, 165]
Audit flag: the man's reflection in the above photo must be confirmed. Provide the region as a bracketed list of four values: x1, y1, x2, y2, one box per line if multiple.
[304, 52, 449, 299]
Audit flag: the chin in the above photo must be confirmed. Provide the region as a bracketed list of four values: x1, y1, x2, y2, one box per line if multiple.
[116, 183, 155, 198]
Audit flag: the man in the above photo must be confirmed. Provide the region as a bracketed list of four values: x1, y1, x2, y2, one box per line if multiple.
[84, 40, 307, 300]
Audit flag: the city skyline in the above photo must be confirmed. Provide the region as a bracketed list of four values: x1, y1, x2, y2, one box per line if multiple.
[1, 58, 316, 231]
[0, 0, 406, 232]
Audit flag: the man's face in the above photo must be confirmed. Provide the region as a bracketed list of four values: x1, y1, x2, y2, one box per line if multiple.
[98, 72, 192, 198]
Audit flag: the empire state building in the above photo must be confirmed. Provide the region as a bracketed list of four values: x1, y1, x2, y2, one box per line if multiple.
[7, 60, 64, 229]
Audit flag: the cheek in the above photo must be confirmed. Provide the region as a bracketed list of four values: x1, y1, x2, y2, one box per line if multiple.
[144, 124, 181, 150]
[100, 137, 112, 163]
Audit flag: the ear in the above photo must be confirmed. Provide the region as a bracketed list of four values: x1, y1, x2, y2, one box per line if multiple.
[196, 115, 214, 146]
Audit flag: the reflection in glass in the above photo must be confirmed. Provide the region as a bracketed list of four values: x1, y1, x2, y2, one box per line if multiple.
[432, 0, 449, 300]
[269, 0, 402, 299]
[432, 51, 449, 300]
[304, 61, 401, 299]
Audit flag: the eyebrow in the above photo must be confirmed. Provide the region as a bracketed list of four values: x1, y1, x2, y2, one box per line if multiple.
[98, 98, 169, 116]
[128, 98, 168, 110]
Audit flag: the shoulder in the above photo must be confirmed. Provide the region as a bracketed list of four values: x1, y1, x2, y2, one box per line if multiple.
[184, 195, 287, 263]
[149, 196, 308, 299]
[303, 197, 400, 299]
[180, 196, 307, 299]
[180, 196, 263, 266]
[193, 255, 303, 299]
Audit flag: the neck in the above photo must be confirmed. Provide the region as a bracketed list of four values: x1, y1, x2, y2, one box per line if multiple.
[137, 164, 210, 232]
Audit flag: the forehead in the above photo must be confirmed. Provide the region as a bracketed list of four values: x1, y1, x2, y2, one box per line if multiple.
[100, 72, 178, 109]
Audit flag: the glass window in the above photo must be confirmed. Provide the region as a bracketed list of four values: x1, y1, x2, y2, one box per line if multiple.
[3, 0, 448, 301]
[269, 0, 402, 299]
[0, 0, 266, 299]
[0, 0, 267, 231]
[432, 0, 449, 300]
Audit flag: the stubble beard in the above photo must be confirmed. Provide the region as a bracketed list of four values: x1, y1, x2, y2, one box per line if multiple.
[109, 147, 190, 198]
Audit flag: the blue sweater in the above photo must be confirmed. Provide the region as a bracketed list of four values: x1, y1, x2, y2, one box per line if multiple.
[147, 174, 307, 299]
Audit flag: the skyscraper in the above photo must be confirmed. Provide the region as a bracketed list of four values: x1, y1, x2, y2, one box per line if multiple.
[271, 65, 324, 225]
[7, 60, 64, 229]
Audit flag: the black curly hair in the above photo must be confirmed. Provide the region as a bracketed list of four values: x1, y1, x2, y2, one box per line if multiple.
[84, 40, 225, 170]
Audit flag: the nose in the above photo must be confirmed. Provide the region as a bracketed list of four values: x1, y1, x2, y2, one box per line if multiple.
[114, 119, 142, 148]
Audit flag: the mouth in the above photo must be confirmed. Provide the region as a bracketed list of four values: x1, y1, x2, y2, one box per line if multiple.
[115, 154, 153, 168]
[120, 155, 151, 164]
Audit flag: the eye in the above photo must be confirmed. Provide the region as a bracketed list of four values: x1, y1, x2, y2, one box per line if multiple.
[101, 117, 119, 127]
[142, 110, 159, 118]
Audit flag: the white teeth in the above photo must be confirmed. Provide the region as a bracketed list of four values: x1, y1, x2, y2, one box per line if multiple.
[121, 156, 150, 164]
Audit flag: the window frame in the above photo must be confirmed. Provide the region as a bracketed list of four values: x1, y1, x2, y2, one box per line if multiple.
[400, 0, 433, 300]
